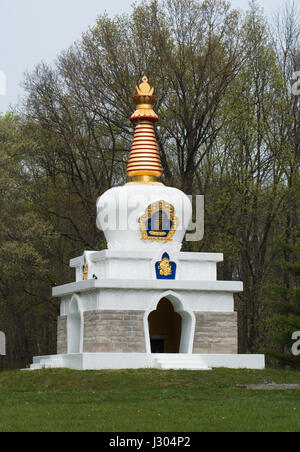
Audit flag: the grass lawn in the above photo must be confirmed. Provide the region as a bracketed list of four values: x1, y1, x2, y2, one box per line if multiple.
[0, 367, 299, 432]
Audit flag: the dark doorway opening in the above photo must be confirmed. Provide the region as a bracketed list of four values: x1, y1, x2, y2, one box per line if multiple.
[148, 298, 182, 353]
[150, 338, 165, 353]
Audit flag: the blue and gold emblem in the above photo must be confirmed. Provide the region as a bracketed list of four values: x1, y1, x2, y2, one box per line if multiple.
[138, 200, 178, 241]
[82, 254, 88, 280]
[155, 253, 176, 280]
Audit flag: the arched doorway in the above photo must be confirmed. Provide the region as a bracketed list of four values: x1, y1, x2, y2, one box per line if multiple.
[148, 298, 182, 353]
[67, 297, 82, 354]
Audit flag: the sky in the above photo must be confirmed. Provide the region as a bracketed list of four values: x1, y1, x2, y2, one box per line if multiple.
[0, 0, 284, 113]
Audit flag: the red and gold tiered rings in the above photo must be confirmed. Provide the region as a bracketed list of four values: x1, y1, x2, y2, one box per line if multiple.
[126, 76, 163, 184]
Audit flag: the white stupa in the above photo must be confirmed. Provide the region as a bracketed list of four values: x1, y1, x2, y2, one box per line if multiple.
[29, 77, 264, 370]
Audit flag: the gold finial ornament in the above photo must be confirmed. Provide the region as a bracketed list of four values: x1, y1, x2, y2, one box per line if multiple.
[126, 76, 163, 184]
[130, 75, 159, 123]
[136, 76, 154, 96]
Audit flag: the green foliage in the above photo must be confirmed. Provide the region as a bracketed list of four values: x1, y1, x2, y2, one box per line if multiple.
[266, 240, 300, 369]
[0, 114, 61, 369]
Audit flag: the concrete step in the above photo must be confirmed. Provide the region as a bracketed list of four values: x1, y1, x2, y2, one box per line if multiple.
[154, 354, 211, 370]
[159, 363, 209, 370]
[27, 363, 44, 370]
[27, 356, 64, 370]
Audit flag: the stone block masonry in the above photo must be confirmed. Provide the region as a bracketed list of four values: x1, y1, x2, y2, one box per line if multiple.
[58, 310, 238, 355]
[57, 316, 67, 355]
[193, 312, 238, 354]
[83, 310, 146, 353]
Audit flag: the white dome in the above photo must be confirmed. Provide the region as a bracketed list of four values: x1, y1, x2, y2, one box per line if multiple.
[96, 184, 192, 252]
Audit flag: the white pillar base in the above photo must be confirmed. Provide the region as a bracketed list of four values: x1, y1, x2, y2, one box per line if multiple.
[27, 352, 265, 371]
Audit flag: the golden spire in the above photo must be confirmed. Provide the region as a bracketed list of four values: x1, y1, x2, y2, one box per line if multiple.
[126, 76, 163, 184]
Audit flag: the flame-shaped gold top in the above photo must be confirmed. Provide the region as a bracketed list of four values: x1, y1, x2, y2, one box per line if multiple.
[127, 76, 163, 184]
[136, 76, 154, 96]
[130, 76, 159, 123]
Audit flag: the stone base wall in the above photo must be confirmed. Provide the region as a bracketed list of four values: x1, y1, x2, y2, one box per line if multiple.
[83, 310, 146, 353]
[57, 316, 68, 355]
[193, 312, 238, 354]
[57, 310, 238, 355]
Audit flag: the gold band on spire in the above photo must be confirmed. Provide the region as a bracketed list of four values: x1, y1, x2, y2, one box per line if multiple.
[126, 77, 163, 184]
